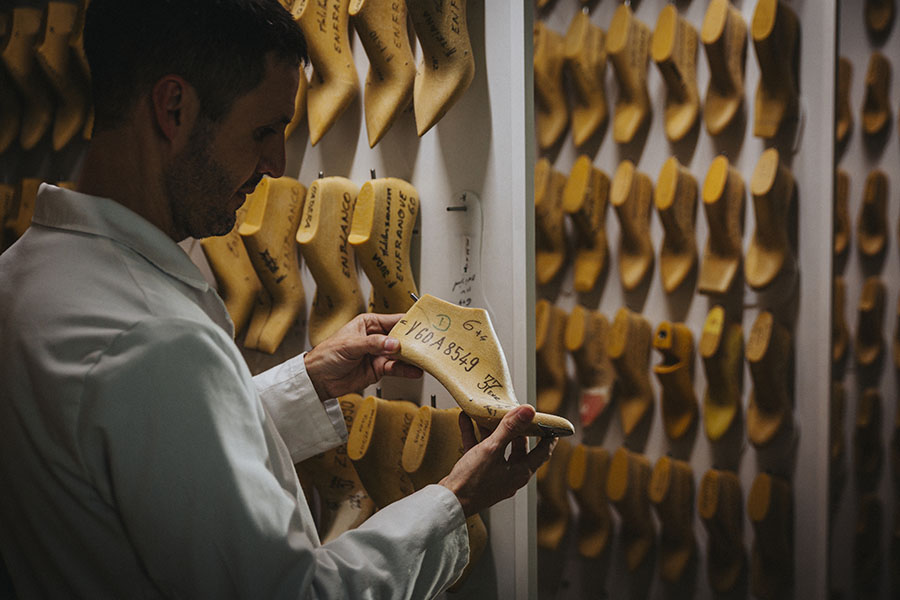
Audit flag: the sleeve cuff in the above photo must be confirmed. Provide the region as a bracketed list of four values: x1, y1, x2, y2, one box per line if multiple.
[253, 354, 347, 463]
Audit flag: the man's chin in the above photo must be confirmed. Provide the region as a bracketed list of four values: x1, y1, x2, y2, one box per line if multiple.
[196, 211, 237, 239]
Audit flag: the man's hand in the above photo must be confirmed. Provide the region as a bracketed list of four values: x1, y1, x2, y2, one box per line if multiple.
[303, 313, 423, 400]
[439, 405, 557, 517]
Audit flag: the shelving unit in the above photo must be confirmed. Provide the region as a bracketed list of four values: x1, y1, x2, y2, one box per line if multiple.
[533, 1, 834, 599]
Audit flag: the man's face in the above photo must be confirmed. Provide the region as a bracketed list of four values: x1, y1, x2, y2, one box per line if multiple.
[163, 54, 300, 239]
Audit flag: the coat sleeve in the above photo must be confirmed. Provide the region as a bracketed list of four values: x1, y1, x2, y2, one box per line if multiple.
[78, 318, 468, 600]
[253, 353, 348, 463]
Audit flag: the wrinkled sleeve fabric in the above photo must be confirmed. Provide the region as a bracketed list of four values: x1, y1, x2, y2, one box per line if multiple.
[253, 355, 347, 463]
[77, 318, 468, 600]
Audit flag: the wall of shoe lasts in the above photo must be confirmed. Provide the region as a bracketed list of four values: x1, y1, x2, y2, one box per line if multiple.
[0, 1, 540, 599]
[830, 0, 900, 598]
[532, 0, 835, 599]
[1, 0, 869, 599]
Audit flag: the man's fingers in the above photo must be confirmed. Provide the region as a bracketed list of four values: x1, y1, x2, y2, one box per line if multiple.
[381, 359, 423, 379]
[362, 312, 406, 335]
[488, 405, 536, 449]
[524, 436, 557, 473]
[509, 435, 527, 462]
[458, 411, 478, 451]
[354, 333, 402, 358]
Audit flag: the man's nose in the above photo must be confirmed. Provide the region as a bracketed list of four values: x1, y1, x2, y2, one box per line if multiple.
[257, 135, 287, 179]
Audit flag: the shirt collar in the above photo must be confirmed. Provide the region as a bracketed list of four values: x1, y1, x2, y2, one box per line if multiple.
[31, 184, 211, 292]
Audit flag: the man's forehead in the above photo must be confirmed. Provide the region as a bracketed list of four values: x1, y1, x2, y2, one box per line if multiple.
[238, 55, 300, 119]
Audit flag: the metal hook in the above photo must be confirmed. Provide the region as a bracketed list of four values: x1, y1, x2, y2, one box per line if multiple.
[409, 292, 420, 302]
[318, 171, 324, 180]
[370, 168, 377, 180]
[430, 395, 436, 408]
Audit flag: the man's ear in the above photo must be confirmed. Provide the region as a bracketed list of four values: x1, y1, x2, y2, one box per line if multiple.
[151, 75, 199, 143]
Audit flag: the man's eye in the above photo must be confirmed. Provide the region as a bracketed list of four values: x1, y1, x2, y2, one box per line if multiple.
[254, 127, 276, 141]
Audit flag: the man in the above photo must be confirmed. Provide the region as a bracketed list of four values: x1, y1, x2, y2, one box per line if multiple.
[0, 1, 555, 597]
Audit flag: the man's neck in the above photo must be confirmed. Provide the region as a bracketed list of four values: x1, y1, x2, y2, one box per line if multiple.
[78, 126, 178, 240]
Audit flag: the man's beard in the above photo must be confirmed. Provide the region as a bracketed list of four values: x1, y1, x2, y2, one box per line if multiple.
[163, 120, 238, 240]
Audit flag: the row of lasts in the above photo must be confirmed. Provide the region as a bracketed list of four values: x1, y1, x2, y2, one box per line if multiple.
[536, 300, 794, 450]
[537, 443, 795, 598]
[534, 0, 801, 150]
[536, 147, 797, 298]
[296, 394, 504, 591]
[836, 52, 900, 148]
[0, 2, 93, 154]
[540, 0, 897, 40]
[279, 0, 476, 147]
[0, 174, 423, 356]
[834, 168, 898, 276]
[0, 0, 478, 154]
[833, 274, 900, 385]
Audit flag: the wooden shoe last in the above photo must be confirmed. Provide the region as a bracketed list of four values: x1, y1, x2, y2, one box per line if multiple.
[746, 148, 795, 291]
[751, 0, 799, 138]
[350, 0, 416, 147]
[649, 456, 696, 583]
[562, 155, 609, 293]
[240, 177, 307, 354]
[856, 169, 889, 259]
[861, 52, 892, 136]
[699, 156, 744, 295]
[653, 321, 698, 440]
[655, 157, 698, 294]
[35, 1, 88, 150]
[2, 7, 53, 150]
[564, 11, 608, 147]
[611, 160, 654, 291]
[606, 447, 654, 570]
[409, 0, 475, 136]
[652, 5, 700, 142]
[293, 0, 359, 145]
[855, 276, 885, 376]
[389, 294, 574, 437]
[295, 394, 375, 543]
[699, 469, 745, 593]
[0, 12, 21, 154]
[606, 5, 651, 144]
[700, 306, 743, 442]
[866, 0, 895, 35]
[7, 178, 41, 242]
[702, 0, 747, 136]
[748, 472, 793, 599]
[347, 395, 419, 507]
[296, 177, 364, 346]
[349, 177, 419, 313]
[535, 158, 568, 286]
[567, 444, 612, 558]
[834, 168, 850, 258]
[565, 306, 615, 427]
[832, 277, 849, 367]
[536, 438, 573, 550]
[836, 57, 853, 145]
[284, 66, 307, 140]
[200, 208, 262, 337]
[746, 311, 792, 447]
[401, 405, 487, 590]
[535, 300, 568, 415]
[608, 307, 653, 437]
[534, 22, 568, 150]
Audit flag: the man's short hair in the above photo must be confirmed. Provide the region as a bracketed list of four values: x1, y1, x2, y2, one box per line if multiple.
[84, 0, 307, 132]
